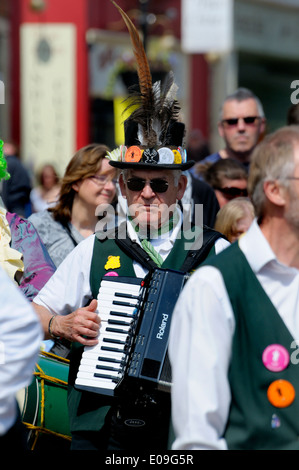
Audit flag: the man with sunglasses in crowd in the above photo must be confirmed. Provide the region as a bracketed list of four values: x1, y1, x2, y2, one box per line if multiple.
[192, 87, 266, 172]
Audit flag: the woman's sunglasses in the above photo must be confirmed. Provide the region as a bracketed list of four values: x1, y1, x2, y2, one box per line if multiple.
[215, 186, 248, 199]
[126, 177, 169, 193]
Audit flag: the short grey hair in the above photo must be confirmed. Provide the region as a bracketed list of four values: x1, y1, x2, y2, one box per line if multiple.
[219, 87, 265, 121]
[248, 125, 299, 220]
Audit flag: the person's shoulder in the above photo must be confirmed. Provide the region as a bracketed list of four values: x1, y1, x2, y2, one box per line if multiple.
[29, 209, 54, 225]
[30, 186, 42, 198]
[189, 153, 222, 180]
[5, 154, 19, 168]
[49, 234, 95, 274]
[7, 210, 37, 232]
[200, 152, 221, 164]
[204, 239, 240, 267]
[191, 173, 214, 193]
[6, 154, 30, 173]
[28, 210, 61, 239]
[57, 234, 96, 268]
[71, 233, 96, 254]
[189, 240, 238, 288]
[80, 232, 96, 246]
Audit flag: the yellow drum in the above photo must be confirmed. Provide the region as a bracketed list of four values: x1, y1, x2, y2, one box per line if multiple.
[19, 351, 71, 449]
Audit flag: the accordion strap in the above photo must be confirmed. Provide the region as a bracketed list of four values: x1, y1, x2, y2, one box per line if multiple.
[114, 228, 157, 273]
[114, 225, 224, 273]
[179, 227, 224, 272]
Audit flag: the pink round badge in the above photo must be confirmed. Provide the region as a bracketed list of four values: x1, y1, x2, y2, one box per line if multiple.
[104, 271, 119, 277]
[262, 344, 289, 372]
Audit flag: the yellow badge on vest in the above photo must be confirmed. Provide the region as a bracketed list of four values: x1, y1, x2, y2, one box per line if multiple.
[104, 255, 121, 270]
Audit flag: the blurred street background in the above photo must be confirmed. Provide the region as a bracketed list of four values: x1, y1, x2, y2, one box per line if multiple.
[0, 0, 298, 182]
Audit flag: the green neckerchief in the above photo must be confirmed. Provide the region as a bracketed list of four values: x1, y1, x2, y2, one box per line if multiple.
[128, 208, 180, 268]
[140, 239, 164, 267]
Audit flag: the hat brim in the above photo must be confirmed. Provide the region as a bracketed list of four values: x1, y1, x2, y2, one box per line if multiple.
[109, 160, 195, 171]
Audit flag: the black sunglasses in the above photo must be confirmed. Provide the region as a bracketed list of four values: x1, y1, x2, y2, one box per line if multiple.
[222, 116, 260, 126]
[215, 186, 248, 198]
[126, 177, 169, 193]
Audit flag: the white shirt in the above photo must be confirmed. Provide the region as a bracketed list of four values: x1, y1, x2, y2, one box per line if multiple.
[0, 267, 42, 435]
[126, 210, 229, 278]
[34, 216, 229, 314]
[168, 219, 299, 450]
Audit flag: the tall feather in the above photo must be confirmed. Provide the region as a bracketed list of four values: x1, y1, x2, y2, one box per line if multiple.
[110, 0, 152, 101]
[110, 0, 183, 148]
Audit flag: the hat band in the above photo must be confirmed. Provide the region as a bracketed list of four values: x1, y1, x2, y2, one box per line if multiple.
[107, 145, 187, 166]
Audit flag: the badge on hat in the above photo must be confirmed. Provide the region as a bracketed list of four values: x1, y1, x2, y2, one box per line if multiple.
[125, 146, 143, 163]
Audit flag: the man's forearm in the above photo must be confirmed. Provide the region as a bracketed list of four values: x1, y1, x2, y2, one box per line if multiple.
[32, 299, 100, 345]
[32, 302, 54, 339]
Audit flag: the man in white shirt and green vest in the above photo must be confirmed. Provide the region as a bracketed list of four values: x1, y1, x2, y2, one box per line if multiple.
[169, 125, 299, 450]
[32, 1, 228, 450]
[32, 143, 226, 450]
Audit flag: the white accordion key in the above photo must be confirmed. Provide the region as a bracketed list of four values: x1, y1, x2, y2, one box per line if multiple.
[75, 276, 144, 396]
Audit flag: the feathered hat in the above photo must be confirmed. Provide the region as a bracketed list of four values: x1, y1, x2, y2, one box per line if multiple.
[107, 0, 194, 171]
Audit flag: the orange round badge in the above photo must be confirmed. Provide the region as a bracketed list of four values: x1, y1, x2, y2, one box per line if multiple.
[267, 379, 295, 408]
[125, 146, 143, 162]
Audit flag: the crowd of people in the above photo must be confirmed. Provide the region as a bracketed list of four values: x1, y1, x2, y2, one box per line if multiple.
[1, 2, 299, 453]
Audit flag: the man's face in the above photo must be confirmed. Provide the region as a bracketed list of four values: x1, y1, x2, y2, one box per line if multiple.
[218, 98, 265, 159]
[284, 143, 299, 231]
[119, 168, 187, 233]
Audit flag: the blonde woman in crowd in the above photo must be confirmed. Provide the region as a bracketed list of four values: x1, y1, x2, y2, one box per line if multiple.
[214, 197, 255, 243]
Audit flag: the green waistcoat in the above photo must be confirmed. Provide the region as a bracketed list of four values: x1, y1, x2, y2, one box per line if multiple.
[205, 242, 299, 450]
[67, 228, 217, 433]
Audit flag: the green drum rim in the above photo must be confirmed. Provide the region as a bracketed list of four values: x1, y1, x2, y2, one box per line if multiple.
[17, 375, 39, 444]
[23, 352, 71, 440]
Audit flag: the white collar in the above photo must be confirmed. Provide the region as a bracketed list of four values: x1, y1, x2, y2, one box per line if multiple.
[239, 218, 291, 274]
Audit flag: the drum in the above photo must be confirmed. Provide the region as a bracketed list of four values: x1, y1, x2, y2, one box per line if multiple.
[18, 351, 71, 449]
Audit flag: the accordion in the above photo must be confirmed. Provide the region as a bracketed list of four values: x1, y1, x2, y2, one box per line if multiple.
[75, 268, 188, 396]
